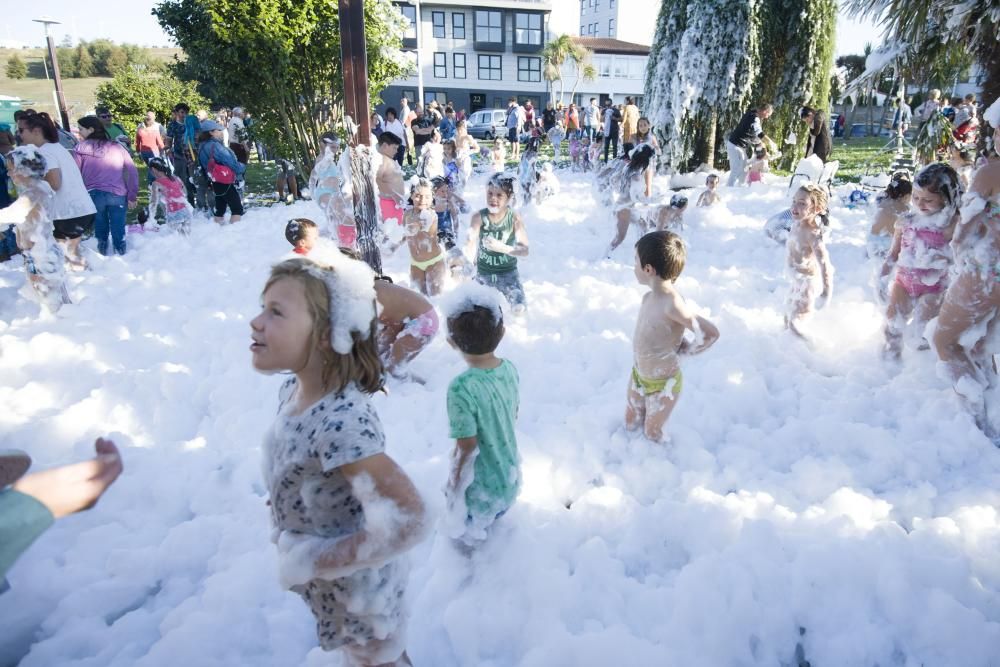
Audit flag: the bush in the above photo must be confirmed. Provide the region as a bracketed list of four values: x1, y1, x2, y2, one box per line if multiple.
[96, 68, 208, 131]
[5, 55, 26, 80]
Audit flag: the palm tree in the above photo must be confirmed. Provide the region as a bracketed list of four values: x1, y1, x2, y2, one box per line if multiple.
[568, 56, 598, 106]
[542, 34, 586, 106]
[845, 0, 1000, 104]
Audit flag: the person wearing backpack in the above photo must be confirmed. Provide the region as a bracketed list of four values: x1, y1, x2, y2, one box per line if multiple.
[197, 120, 246, 225]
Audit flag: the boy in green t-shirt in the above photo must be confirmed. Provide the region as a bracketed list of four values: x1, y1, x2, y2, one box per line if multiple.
[444, 286, 520, 546]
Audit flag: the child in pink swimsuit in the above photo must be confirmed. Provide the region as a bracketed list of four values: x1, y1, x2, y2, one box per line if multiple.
[880, 163, 960, 361]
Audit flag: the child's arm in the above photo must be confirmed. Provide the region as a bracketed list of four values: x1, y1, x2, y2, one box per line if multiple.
[668, 294, 720, 355]
[313, 453, 427, 573]
[446, 436, 478, 504]
[880, 222, 904, 278]
[482, 213, 529, 257]
[815, 237, 834, 305]
[464, 211, 482, 258]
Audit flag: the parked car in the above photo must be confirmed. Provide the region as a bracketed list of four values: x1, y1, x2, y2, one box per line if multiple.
[467, 108, 508, 140]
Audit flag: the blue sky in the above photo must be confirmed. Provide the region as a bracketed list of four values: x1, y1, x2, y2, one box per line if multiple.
[4, 1, 884, 56]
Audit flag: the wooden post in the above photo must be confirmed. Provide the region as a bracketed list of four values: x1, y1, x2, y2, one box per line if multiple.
[338, 0, 382, 275]
[45, 35, 71, 133]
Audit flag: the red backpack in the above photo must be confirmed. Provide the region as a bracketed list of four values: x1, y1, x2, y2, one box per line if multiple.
[206, 144, 236, 184]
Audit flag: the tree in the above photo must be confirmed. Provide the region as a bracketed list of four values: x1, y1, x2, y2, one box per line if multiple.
[96, 68, 207, 132]
[846, 0, 1000, 107]
[153, 0, 412, 169]
[75, 44, 96, 78]
[53, 47, 78, 78]
[6, 55, 27, 80]
[542, 35, 586, 106]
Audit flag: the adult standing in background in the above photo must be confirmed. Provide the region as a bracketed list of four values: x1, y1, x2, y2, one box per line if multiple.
[382, 108, 407, 166]
[74, 116, 139, 256]
[135, 111, 165, 184]
[725, 102, 772, 186]
[400, 97, 416, 166]
[411, 103, 436, 160]
[583, 97, 600, 141]
[506, 97, 523, 161]
[800, 106, 832, 163]
[165, 103, 199, 206]
[227, 107, 249, 164]
[621, 97, 640, 146]
[602, 99, 622, 162]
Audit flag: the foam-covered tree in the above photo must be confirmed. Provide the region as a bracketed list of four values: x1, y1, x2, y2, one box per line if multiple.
[644, 0, 836, 171]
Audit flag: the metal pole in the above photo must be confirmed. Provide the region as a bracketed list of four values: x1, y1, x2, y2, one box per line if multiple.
[45, 34, 71, 132]
[415, 0, 424, 106]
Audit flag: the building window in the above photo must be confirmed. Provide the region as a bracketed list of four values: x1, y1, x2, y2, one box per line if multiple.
[478, 54, 502, 80]
[452, 12, 465, 40]
[596, 56, 610, 77]
[432, 11, 445, 38]
[614, 58, 627, 78]
[424, 90, 447, 106]
[453, 53, 466, 79]
[514, 13, 542, 46]
[518, 56, 541, 82]
[400, 6, 416, 40]
[608, 18, 615, 37]
[610, 0, 616, 7]
[594, 0, 600, 9]
[580, 25, 585, 35]
[475, 10, 503, 43]
[401, 89, 417, 106]
[434, 52, 447, 78]
[594, 22, 600, 36]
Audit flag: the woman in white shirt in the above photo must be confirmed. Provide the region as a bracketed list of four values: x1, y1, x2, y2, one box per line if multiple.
[382, 108, 407, 166]
[17, 112, 97, 269]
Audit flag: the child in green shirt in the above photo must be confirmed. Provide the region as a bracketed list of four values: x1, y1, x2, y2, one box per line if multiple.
[443, 284, 521, 546]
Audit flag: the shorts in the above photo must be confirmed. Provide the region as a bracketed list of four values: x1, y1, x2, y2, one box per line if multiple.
[337, 222, 358, 248]
[631, 367, 683, 397]
[292, 559, 409, 653]
[53, 214, 95, 240]
[276, 158, 297, 178]
[212, 182, 245, 217]
[507, 127, 518, 143]
[476, 268, 526, 309]
[400, 308, 439, 340]
[380, 197, 405, 226]
[895, 267, 945, 298]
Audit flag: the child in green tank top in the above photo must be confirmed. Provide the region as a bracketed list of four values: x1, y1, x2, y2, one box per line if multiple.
[464, 174, 530, 312]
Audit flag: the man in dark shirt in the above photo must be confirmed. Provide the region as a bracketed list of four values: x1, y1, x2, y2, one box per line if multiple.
[411, 104, 437, 155]
[726, 102, 773, 186]
[801, 106, 832, 163]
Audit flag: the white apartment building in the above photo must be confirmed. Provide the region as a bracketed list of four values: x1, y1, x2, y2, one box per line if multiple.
[577, 0, 657, 46]
[379, 0, 555, 116]
[559, 37, 649, 107]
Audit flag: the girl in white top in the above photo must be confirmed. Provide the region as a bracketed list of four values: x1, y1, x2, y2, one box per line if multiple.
[17, 112, 96, 269]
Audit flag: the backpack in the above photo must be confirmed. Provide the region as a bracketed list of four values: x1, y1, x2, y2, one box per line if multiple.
[206, 143, 236, 184]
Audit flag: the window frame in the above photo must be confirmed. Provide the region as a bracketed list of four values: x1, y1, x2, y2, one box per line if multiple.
[608, 18, 615, 37]
[433, 52, 447, 78]
[452, 12, 466, 40]
[453, 52, 466, 79]
[400, 5, 417, 42]
[517, 56, 541, 82]
[477, 54, 502, 81]
[474, 10, 504, 46]
[513, 12, 542, 46]
[431, 11, 446, 38]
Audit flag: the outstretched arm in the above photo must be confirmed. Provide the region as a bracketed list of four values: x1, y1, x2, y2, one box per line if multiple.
[669, 295, 719, 355]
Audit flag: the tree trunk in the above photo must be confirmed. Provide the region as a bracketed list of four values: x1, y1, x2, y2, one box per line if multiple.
[705, 110, 717, 169]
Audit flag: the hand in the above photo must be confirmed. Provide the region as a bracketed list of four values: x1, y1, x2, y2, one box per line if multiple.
[127, 200, 137, 210]
[483, 236, 512, 254]
[13, 438, 123, 519]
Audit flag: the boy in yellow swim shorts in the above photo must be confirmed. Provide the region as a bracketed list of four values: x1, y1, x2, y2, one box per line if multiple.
[627, 231, 719, 442]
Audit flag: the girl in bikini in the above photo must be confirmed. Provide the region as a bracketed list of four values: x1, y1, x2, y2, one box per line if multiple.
[880, 163, 960, 361]
[403, 178, 446, 296]
[309, 133, 358, 246]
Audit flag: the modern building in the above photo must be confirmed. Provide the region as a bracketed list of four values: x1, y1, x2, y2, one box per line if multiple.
[576, 0, 657, 45]
[379, 0, 554, 117]
[558, 37, 649, 107]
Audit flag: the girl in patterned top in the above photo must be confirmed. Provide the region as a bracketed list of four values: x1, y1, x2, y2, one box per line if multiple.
[251, 254, 426, 666]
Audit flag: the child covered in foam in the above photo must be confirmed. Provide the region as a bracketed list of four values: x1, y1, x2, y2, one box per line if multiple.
[627, 231, 719, 442]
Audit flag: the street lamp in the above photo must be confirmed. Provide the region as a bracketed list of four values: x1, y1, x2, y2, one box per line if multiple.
[406, 0, 424, 106]
[32, 17, 71, 132]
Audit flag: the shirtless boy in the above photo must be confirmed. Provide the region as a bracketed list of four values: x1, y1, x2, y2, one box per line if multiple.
[696, 174, 722, 207]
[376, 133, 407, 226]
[627, 231, 719, 442]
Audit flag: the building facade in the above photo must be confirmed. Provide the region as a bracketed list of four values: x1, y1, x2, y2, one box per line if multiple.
[558, 37, 649, 108]
[379, 0, 554, 117]
[576, 0, 657, 46]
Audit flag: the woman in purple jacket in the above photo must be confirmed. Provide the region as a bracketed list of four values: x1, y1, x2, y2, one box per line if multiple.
[74, 116, 139, 256]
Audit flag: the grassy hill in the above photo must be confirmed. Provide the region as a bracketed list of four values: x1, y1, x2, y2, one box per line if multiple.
[0, 48, 182, 120]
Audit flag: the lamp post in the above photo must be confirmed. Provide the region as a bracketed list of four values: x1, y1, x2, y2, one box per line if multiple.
[407, 0, 424, 106]
[32, 17, 71, 132]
